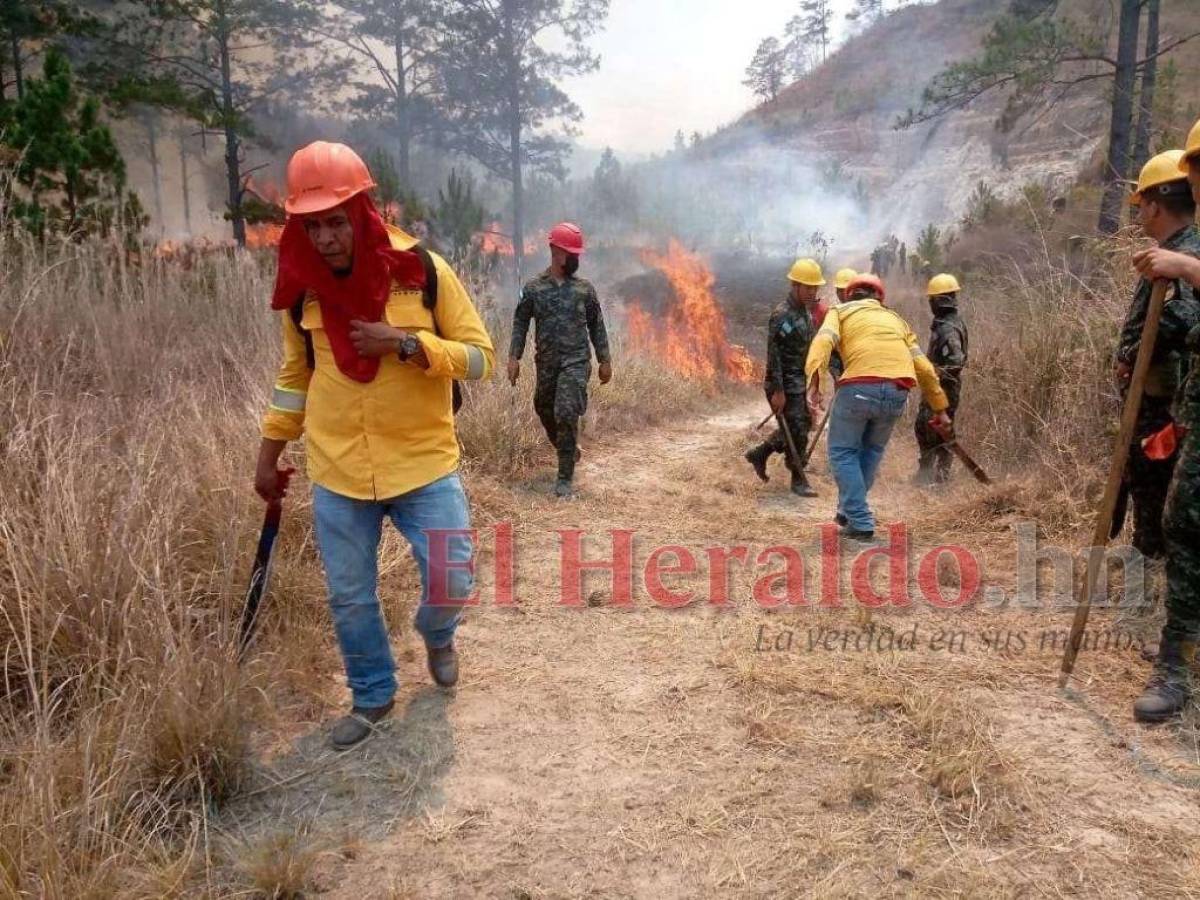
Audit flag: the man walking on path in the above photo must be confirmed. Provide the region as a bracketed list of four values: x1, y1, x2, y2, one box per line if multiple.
[805, 274, 951, 541]
[914, 273, 969, 486]
[508, 223, 613, 499]
[255, 141, 495, 750]
[744, 258, 825, 497]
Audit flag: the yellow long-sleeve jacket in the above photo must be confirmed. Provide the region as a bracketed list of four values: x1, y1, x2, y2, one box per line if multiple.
[261, 226, 495, 500]
[805, 298, 949, 412]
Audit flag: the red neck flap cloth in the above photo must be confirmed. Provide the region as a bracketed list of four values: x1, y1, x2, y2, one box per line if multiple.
[270, 193, 426, 383]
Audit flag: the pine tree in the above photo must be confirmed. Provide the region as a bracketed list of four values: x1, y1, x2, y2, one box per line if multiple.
[107, 0, 349, 247]
[782, 15, 813, 81]
[743, 37, 785, 103]
[799, 0, 833, 63]
[435, 168, 487, 259]
[4, 47, 144, 238]
[435, 0, 609, 283]
[322, 0, 443, 188]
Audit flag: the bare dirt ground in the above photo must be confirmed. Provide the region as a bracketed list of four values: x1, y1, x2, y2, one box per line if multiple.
[231, 397, 1200, 898]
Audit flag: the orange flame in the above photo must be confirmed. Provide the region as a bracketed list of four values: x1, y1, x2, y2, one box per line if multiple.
[153, 239, 184, 259]
[476, 221, 541, 257]
[245, 223, 284, 248]
[478, 222, 514, 256]
[625, 240, 761, 384]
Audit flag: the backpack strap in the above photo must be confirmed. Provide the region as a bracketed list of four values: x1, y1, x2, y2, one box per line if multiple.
[413, 243, 439, 312]
[411, 243, 462, 414]
[289, 292, 314, 370]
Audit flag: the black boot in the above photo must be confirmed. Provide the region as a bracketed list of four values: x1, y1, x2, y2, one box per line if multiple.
[553, 424, 578, 498]
[1134, 640, 1193, 723]
[745, 443, 772, 483]
[790, 469, 818, 498]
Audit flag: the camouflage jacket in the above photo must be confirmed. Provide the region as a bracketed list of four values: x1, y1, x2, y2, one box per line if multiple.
[510, 271, 611, 371]
[765, 300, 816, 396]
[928, 311, 968, 385]
[1117, 224, 1200, 399]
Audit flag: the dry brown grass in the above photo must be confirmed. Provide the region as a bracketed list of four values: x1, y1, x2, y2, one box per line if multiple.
[226, 826, 328, 899]
[457, 325, 720, 479]
[881, 221, 1146, 547]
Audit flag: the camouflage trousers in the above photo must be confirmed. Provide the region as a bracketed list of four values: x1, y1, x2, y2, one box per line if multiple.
[915, 381, 961, 482]
[1127, 395, 1178, 559]
[1161, 424, 1200, 646]
[534, 363, 590, 482]
[765, 393, 811, 473]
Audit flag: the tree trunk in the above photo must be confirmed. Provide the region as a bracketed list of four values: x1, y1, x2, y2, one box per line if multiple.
[216, 4, 245, 248]
[10, 32, 23, 99]
[502, 0, 524, 285]
[1131, 0, 1159, 172]
[144, 111, 164, 235]
[393, 0, 412, 188]
[179, 131, 193, 235]
[1097, 0, 1141, 235]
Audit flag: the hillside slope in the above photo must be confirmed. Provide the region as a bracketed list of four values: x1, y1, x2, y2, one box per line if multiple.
[708, 0, 1199, 239]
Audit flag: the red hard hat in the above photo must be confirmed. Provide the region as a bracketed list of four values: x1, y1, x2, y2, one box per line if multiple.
[548, 222, 585, 255]
[845, 273, 886, 302]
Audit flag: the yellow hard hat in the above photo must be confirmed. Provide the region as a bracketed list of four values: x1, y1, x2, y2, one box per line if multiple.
[788, 258, 826, 287]
[926, 273, 961, 296]
[1131, 149, 1188, 205]
[1181, 118, 1200, 170]
[834, 268, 857, 290]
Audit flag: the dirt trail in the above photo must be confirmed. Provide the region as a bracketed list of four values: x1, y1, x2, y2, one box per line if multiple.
[237, 398, 1200, 898]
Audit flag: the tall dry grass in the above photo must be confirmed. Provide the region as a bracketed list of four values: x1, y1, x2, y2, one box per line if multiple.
[0, 230, 281, 896]
[888, 223, 1141, 534]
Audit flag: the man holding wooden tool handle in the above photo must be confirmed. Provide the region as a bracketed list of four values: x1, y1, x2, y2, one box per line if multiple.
[1061, 121, 1200, 724]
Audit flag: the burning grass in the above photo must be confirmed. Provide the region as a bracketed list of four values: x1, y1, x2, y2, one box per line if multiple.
[623, 240, 762, 385]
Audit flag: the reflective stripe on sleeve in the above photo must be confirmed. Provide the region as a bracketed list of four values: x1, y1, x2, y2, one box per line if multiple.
[910, 346, 926, 359]
[270, 386, 307, 413]
[817, 328, 840, 346]
[464, 344, 486, 380]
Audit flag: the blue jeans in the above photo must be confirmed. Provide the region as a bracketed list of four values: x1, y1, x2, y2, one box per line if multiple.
[827, 382, 909, 533]
[313, 473, 474, 709]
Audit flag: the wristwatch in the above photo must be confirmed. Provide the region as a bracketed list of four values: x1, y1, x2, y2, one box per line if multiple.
[397, 332, 422, 362]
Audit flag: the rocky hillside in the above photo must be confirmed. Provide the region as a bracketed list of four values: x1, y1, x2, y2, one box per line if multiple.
[707, 0, 1200, 242]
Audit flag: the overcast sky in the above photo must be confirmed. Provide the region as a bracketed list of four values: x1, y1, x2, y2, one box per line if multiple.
[566, 0, 859, 156]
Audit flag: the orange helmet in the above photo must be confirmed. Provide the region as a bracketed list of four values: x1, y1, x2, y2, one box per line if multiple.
[284, 141, 376, 215]
[845, 273, 886, 301]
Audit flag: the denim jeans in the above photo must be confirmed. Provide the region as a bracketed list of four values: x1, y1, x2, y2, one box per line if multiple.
[827, 382, 909, 533]
[312, 473, 474, 709]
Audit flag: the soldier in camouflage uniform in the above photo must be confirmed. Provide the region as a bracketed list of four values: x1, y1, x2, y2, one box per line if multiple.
[914, 274, 969, 486]
[508, 223, 612, 499]
[1122, 141, 1200, 722]
[744, 258, 825, 497]
[1116, 249, 1197, 559]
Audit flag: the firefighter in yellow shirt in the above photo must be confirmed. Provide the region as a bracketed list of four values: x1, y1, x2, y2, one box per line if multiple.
[805, 274, 950, 541]
[255, 142, 495, 750]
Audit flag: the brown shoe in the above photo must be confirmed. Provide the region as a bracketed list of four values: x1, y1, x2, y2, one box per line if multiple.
[427, 642, 459, 687]
[330, 699, 395, 751]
